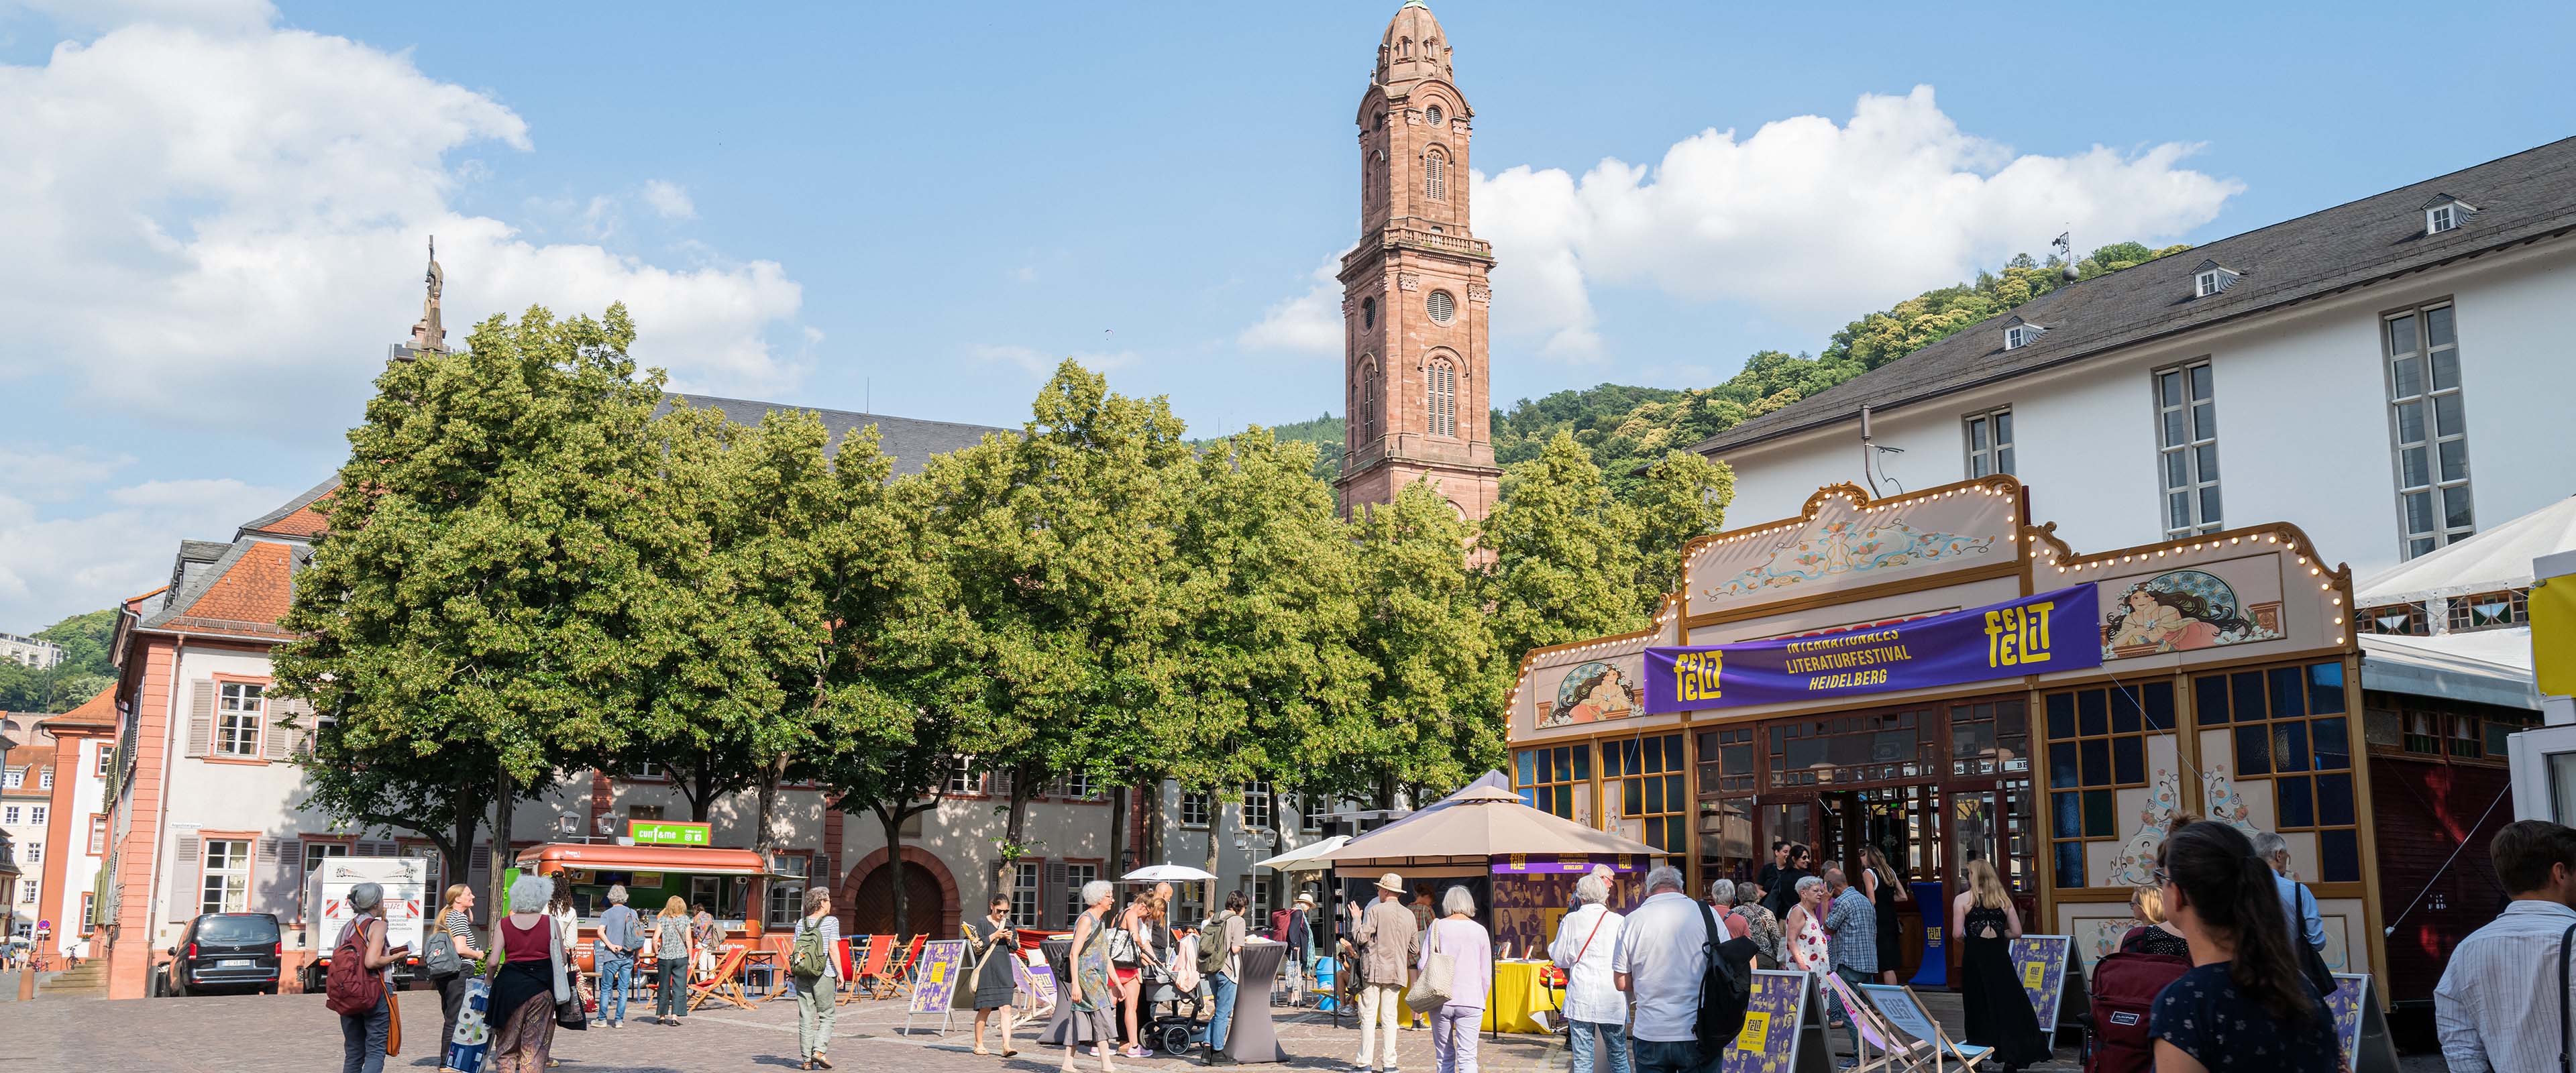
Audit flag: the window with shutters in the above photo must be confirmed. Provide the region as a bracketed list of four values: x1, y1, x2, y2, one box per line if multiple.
[95, 748, 112, 779]
[1428, 359, 1456, 437]
[1010, 861, 1042, 926]
[215, 681, 264, 758]
[765, 853, 810, 928]
[89, 814, 108, 855]
[2, 769, 18, 789]
[1241, 783, 1273, 830]
[23, 842, 37, 864]
[1061, 862, 1097, 926]
[304, 839, 350, 874]
[27, 806, 41, 826]
[1424, 148, 1446, 201]
[202, 838, 251, 913]
[1180, 791, 1213, 828]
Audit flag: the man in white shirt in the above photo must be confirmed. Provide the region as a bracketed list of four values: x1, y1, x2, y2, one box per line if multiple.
[2436, 820, 2576, 1073]
[1612, 865, 1712, 1073]
[1550, 872, 1628, 1073]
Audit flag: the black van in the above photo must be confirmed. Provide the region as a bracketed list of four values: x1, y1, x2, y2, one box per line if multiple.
[160, 912, 283, 996]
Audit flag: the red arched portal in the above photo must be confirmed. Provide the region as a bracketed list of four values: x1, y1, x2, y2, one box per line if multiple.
[839, 846, 959, 940]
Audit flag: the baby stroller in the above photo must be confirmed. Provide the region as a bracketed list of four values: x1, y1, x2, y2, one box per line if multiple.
[1136, 959, 1208, 1056]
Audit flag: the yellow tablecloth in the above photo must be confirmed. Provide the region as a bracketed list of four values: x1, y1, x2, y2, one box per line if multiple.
[1479, 961, 1555, 1034]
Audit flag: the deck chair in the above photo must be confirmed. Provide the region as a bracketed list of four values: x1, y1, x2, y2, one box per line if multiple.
[855, 934, 899, 999]
[1856, 982, 1994, 1073]
[887, 934, 928, 993]
[688, 943, 756, 1013]
[833, 937, 869, 1007]
[1821, 972, 1939, 1073]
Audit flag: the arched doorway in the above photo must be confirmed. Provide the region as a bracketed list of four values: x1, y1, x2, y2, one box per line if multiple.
[842, 847, 958, 940]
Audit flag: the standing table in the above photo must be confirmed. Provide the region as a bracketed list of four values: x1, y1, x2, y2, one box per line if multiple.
[1220, 942, 1289, 1064]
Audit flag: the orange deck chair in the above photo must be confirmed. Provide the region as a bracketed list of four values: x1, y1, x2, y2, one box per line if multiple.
[886, 934, 928, 995]
[686, 942, 755, 1014]
[850, 935, 898, 1002]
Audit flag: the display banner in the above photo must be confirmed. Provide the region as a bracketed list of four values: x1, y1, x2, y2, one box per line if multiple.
[1491, 853, 1646, 874]
[1644, 585, 2099, 714]
[2328, 974, 2400, 1073]
[2008, 935, 2073, 1033]
[1721, 970, 1819, 1073]
[907, 940, 969, 1013]
[1016, 958, 1058, 1011]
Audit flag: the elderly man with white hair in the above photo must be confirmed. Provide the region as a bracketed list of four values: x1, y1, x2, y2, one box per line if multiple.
[1611, 865, 1713, 1073]
[1549, 870, 1629, 1073]
[2253, 830, 2328, 956]
[594, 883, 642, 1028]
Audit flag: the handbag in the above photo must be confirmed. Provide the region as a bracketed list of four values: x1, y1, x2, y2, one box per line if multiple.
[2292, 886, 2336, 999]
[1405, 919, 1454, 1011]
[549, 915, 588, 1031]
[1108, 924, 1140, 967]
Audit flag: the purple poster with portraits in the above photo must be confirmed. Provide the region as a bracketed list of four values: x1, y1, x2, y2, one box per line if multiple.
[1644, 586, 2099, 714]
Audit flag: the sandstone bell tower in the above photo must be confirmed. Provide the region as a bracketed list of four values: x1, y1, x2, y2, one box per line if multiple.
[1335, 0, 1501, 520]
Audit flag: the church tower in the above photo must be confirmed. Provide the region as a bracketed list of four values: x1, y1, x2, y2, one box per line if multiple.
[1335, 0, 1501, 521]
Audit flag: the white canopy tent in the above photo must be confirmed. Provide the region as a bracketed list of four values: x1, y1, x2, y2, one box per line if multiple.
[2353, 495, 2574, 710]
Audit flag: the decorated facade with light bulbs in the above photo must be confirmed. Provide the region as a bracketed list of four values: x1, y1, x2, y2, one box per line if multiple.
[1507, 473, 2382, 981]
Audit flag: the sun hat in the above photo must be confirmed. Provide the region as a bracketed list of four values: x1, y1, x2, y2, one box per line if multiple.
[1295, 893, 1316, 907]
[1376, 872, 1405, 893]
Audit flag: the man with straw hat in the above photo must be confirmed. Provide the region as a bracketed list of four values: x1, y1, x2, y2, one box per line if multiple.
[1348, 873, 1419, 1073]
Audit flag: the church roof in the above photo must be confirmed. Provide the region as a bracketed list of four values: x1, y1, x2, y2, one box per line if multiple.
[1376, 0, 1455, 89]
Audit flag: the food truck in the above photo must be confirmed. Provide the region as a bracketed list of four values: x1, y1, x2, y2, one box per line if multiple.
[1506, 475, 2387, 988]
[508, 823, 782, 968]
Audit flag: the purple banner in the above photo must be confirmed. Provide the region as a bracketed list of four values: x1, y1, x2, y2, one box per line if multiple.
[1489, 853, 1646, 874]
[1644, 585, 2100, 714]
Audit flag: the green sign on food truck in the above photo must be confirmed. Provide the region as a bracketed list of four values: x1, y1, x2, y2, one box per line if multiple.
[629, 820, 712, 846]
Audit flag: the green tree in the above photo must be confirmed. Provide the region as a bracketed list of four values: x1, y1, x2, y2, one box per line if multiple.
[275, 304, 668, 911]
[1346, 481, 1498, 803]
[1479, 431, 1650, 667]
[1626, 449, 1734, 605]
[0, 607, 119, 712]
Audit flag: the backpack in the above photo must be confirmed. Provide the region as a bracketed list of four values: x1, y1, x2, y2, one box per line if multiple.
[1197, 912, 1234, 975]
[324, 916, 386, 1016]
[2084, 928, 2191, 1073]
[1269, 908, 1291, 942]
[789, 919, 830, 979]
[1693, 902, 1753, 1061]
[423, 922, 464, 978]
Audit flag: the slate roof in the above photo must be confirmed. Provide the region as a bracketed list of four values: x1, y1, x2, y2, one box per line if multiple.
[661, 393, 1011, 477]
[237, 477, 336, 540]
[1689, 137, 2576, 456]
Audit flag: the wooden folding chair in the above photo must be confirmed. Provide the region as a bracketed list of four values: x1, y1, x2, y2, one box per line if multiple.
[1822, 972, 1939, 1073]
[855, 935, 898, 1000]
[833, 937, 869, 1007]
[887, 934, 928, 993]
[687, 943, 755, 1013]
[1855, 982, 1992, 1073]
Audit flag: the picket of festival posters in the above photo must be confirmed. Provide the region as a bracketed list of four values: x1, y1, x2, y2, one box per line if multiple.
[1721, 970, 1829, 1073]
[904, 939, 970, 1035]
[2007, 934, 2073, 1033]
[2327, 973, 2400, 1073]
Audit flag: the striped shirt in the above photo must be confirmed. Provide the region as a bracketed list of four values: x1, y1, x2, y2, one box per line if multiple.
[444, 909, 477, 956]
[2435, 899, 2576, 1073]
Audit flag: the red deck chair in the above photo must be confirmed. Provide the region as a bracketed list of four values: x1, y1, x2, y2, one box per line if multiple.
[887, 934, 928, 995]
[852, 935, 899, 1001]
[687, 943, 755, 1013]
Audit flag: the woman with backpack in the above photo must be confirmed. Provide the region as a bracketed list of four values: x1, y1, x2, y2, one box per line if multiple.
[2147, 822, 2338, 1073]
[789, 885, 843, 1070]
[486, 874, 576, 1073]
[331, 881, 404, 1073]
[649, 896, 693, 1026]
[1951, 860, 2049, 1072]
[1199, 891, 1251, 1066]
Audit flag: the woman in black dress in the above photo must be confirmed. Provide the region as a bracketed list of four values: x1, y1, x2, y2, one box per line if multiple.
[967, 896, 1022, 1058]
[1858, 845, 1907, 982]
[1762, 844, 1814, 919]
[1950, 859, 2050, 1072]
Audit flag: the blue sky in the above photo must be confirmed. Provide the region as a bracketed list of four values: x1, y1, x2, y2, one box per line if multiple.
[0, 0, 2570, 629]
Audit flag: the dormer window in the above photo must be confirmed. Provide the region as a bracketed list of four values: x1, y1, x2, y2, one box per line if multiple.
[2192, 262, 2241, 298]
[2004, 323, 2042, 350]
[2420, 194, 2477, 235]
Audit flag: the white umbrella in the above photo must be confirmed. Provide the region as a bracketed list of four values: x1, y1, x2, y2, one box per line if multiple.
[1254, 835, 1350, 873]
[1122, 863, 1218, 883]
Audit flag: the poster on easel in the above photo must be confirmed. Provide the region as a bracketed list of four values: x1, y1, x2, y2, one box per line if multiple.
[2326, 973, 2399, 1073]
[902, 940, 969, 1035]
[2008, 934, 2073, 1033]
[1722, 970, 1828, 1073]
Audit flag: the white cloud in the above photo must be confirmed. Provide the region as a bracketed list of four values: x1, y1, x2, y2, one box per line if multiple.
[1249, 87, 2239, 365]
[0, 13, 811, 418]
[0, 444, 136, 503]
[640, 179, 696, 221]
[0, 465, 287, 627]
[4, 0, 274, 34]
[1237, 254, 1348, 356]
[969, 344, 1140, 377]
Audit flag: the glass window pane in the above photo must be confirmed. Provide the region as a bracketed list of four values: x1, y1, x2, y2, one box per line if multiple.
[2434, 392, 2465, 437]
[2391, 356, 2424, 398]
[2055, 840, 2086, 889]
[2269, 667, 2308, 719]
[2314, 716, 2350, 770]
[2080, 738, 2110, 787]
[2445, 485, 2474, 530]
[2395, 400, 2424, 443]
[2406, 492, 2434, 534]
[2047, 693, 2076, 740]
[2321, 829, 2361, 883]
[2078, 690, 2108, 737]
[2199, 486, 2222, 526]
[2114, 736, 2145, 785]
[2167, 493, 2190, 530]
[2426, 306, 2454, 347]
[2159, 371, 2181, 406]
[2163, 410, 2186, 448]
[2386, 315, 2417, 353]
[2165, 452, 2188, 489]
[2235, 724, 2272, 775]
[2084, 789, 2115, 837]
[2145, 682, 2176, 729]
[2193, 403, 2216, 440]
[1994, 412, 2012, 443]
[2275, 720, 2312, 773]
[2231, 673, 2267, 721]
[2110, 688, 2142, 734]
[2308, 663, 2347, 714]
[1572, 746, 1590, 779]
[2486, 720, 2515, 757]
[2432, 349, 2460, 391]
[2438, 439, 2469, 483]
[1996, 446, 2013, 475]
[1516, 751, 1535, 786]
[2410, 536, 2437, 557]
[2052, 791, 2083, 838]
[2196, 444, 2219, 481]
[2189, 365, 2212, 401]
[2196, 675, 2230, 726]
[2277, 775, 2315, 828]
[2318, 773, 2356, 827]
[1969, 418, 1987, 451]
[2400, 447, 2429, 488]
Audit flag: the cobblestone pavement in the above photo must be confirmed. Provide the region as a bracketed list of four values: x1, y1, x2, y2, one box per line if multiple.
[5, 984, 2450, 1072]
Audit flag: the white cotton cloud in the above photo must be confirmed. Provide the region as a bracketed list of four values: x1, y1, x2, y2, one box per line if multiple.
[0, 465, 288, 625]
[3, 0, 275, 34]
[641, 179, 696, 221]
[0, 15, 812, 418]
[1237, 254, 1349, 356]
[1248, 87, 2240, 365]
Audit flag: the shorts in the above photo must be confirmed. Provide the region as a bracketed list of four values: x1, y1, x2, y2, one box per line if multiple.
[1114, 966, 1140, 986]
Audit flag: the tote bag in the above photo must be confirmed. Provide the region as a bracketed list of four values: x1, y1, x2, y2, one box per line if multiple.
[1404, 921, 1454, 1011]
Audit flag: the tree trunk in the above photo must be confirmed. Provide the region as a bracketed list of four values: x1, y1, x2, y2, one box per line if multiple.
[488, 759, 514, 917]
[684, 765, 716, 824]
[1140, 778, 1165, 866]
[874, 802, 911, 938]
[1203, 787, 1223, 917]
[996, 762, 1036, 907]
[1108, 780, 1127, 879]
[449, 789, 480, 907]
